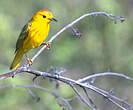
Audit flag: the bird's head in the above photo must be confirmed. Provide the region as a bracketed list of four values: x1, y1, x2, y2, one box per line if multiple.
[32, 9, 57, 23]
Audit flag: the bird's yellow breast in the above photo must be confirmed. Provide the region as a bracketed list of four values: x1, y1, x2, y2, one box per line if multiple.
[22, 21, 49, 52]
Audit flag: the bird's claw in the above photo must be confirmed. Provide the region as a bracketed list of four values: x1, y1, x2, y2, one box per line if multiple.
[41, 41, 51, 50]
[27, 58, 33, 66]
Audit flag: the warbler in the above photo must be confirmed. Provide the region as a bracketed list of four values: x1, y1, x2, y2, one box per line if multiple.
[10, 9, 57, 70]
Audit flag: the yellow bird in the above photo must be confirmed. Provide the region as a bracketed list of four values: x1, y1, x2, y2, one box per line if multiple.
[10, 9, 57, 70]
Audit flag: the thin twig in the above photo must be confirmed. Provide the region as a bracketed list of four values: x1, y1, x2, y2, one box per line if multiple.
[69, 83, 92, 109]
[82, 87, 98, 110]
[106, 98, 127, 110]
[26, 88, 40, 102]
[77, 72, 133, 83]
[0, 84, 73, 110]
[30, 12, 125, 63]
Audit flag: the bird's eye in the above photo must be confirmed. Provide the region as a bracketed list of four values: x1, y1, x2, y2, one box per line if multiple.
[43, 15, 46, 18]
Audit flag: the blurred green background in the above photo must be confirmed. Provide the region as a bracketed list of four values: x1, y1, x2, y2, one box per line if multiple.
[0, 0, 133, 110]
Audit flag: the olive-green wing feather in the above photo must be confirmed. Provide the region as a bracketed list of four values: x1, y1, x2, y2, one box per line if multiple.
[15, 22, 31, 53]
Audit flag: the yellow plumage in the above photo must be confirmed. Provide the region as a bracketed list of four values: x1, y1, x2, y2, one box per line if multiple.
[10, 10, 57, 70]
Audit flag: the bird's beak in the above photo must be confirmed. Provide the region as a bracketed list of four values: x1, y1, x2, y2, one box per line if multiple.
[49, 18, 57, 22]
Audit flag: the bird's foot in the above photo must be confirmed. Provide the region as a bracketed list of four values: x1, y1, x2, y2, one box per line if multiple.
[27, 58, 33, 66]
[41, 41, 51, 50]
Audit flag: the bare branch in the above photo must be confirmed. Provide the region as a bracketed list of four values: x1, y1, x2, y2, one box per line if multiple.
[69, 83, 93, 109]
[26, 88, 40, 102]
[77, 72, 133, 83]
[82, 87, 98, 110]
[0, 66, 27, 80]
[0, 67, 133, 110]
[0, 84, 73, 110]
[106, 98, 127, 110]
[0, 67, 132, 110]
[30, 12, 125, 64]
[26, 68, 133, 109]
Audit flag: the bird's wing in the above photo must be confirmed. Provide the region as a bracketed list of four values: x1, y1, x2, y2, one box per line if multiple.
[15, 22, 31, 53]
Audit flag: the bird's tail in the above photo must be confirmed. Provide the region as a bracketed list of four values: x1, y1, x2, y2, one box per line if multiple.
[10, 50, 24, 70]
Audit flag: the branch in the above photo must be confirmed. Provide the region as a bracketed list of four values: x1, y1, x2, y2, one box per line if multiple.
[77, 72, 133, 83]
[82, 87, 98, 110]
[0, 84, 73, 110]
[25, 68, 133, 110]
[69, 83, 93, 109]
[30, 12, 125, 64]
[26, 88, 40, 102]
[1, 67, 132, 110]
